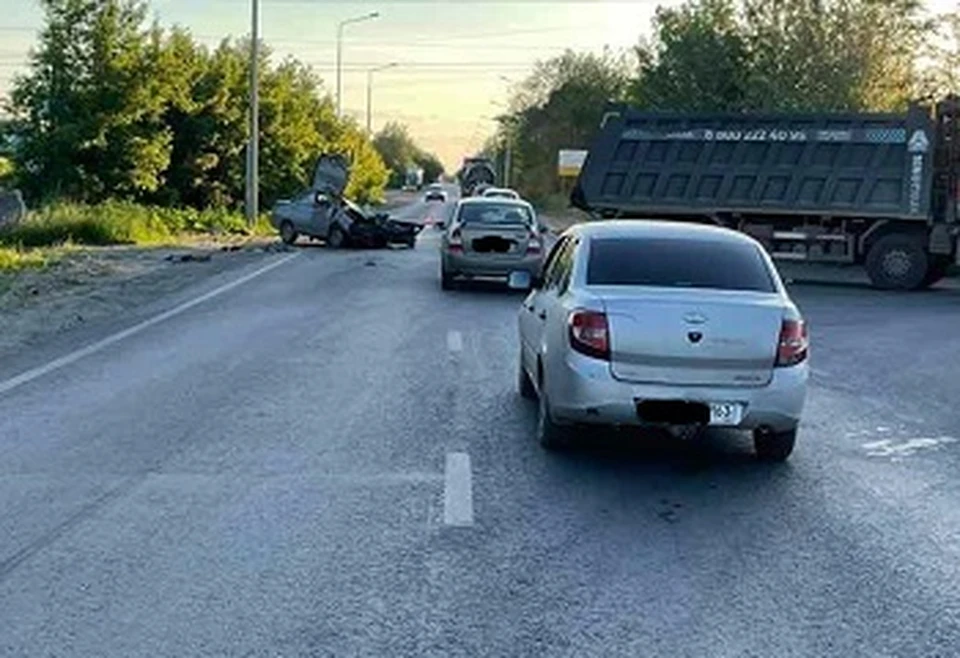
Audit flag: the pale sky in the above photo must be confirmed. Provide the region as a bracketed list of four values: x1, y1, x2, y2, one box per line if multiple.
[1, 0, 957, 170]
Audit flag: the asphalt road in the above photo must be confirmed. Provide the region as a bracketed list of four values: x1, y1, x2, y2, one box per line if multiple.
[3, 188, 960, 656]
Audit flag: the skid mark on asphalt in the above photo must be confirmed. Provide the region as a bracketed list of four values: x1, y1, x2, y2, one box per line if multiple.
[0, 475, 143, 582]
[443, 452, 474, 527]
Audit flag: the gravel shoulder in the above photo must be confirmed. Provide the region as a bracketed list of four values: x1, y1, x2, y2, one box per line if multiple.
[0, 236, 286, 362]
[0, 190, 418, 363]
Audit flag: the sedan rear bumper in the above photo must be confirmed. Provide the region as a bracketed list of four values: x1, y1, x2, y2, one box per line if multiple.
[443, 251, 543, 278]
[547, 350, 807, 433]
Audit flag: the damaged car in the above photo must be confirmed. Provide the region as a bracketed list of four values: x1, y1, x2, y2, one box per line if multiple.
[270, 154, 423, 249]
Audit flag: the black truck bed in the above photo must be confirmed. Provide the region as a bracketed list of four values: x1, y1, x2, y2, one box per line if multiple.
[572, 104, 936, 222]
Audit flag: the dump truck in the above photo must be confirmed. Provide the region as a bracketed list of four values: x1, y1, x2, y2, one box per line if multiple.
[571, 97, 960, 290]
[458, 157, 497, 197]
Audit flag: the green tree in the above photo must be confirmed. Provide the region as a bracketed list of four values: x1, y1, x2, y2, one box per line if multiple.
[631, 0, 749, 111]
[501, 50, 632, 202]
[741, 0, 929, 112]
[413, 150, 444, 185]
[372, 121, 417, 188]
[9, 0, 171, 202]
[630, 0, 933, 114]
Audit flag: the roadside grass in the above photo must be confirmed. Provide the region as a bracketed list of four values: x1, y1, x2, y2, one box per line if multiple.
[0, 201, 274, 254]
[0, 246, 53, 273]
[0, 200, 274, 250]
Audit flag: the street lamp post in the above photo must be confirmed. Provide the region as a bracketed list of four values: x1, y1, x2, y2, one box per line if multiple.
[497, 77, 513, 188]
[366, 62, 397, 134]
[336, 11, 379, 118]
[245, 0, 260, 227]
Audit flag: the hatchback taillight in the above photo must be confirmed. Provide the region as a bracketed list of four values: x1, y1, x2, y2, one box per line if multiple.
[568, 310, 610, 361]
[776, 318, 808, 367]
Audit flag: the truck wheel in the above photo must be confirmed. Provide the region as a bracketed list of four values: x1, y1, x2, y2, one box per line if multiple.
[279, 221, 298, 245]
[865, 233, 929, 290]
[326, 225, 346, 249]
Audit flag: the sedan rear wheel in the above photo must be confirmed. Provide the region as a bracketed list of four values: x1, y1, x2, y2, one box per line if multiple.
[441, 267, 455, 290]
[754, 427, 797, 462]
[518, 355, 537, 400]
[537, 388, 569, 450]
[279, 221, 298, 245]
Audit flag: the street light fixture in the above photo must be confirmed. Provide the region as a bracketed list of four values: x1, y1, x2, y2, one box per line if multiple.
[336, 11, 380, 118]
[366, 62, 398, 135]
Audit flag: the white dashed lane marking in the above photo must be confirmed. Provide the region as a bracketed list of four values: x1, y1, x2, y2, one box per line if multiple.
[443, 452, 474, 527]
[447, 330, 463, 353]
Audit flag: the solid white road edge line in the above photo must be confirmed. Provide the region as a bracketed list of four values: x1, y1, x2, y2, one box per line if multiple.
[447, 330, 463, 353]
[443, 452, 474, 527]
[0, 253, 299, 397]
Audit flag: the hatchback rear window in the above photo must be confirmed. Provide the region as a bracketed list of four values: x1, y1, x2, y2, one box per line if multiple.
[458, 203, 532, 225]
[587, 237, 776, 292]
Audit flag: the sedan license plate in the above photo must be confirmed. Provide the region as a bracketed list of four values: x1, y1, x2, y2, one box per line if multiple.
[708, 402, 744, 426]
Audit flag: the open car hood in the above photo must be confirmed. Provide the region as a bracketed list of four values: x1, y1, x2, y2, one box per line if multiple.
[312, 153, 350, 197]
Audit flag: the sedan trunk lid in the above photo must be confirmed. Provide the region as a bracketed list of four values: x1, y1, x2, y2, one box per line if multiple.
[599, 288, 784, 387]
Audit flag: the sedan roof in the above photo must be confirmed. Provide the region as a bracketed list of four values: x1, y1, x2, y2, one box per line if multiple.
[567, 219, 761, 246]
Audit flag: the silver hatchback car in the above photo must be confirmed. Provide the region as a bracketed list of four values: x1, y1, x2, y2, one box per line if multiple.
[440, 197, 548, 290]
[516, 220, 809, 461]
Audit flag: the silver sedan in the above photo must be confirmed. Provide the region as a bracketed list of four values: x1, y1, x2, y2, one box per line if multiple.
[440, 198, 549, 290]
[515, 220, 809, 460]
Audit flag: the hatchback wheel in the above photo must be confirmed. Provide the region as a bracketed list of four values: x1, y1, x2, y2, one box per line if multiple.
[279, 221, 298, 245]
[327, 224, 346, 249]
[754, 427, 797, 462]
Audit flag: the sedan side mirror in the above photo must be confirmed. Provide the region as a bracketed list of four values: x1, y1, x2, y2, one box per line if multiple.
[538, 223, 550, 234]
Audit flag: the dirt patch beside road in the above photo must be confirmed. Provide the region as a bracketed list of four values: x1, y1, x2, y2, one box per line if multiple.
[0, 236, 281, 359]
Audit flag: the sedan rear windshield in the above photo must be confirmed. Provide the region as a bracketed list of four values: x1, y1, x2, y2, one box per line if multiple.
[458, 203, 532, 225]
[587, 237, 776, 292]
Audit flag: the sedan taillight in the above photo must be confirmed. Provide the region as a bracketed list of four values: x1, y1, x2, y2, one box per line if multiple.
[776, 318, 808, 367]
[448, 227, 463, 253]
[568, 309, 610, 361]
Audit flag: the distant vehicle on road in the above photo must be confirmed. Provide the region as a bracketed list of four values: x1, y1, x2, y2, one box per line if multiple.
[402, 166, 425, 191]
[271, 154, 423, 248]
[440, 197, 549, 290]
[424, 184, 447, 203]
[573, 97, 960, 290]
[515, 220, 808, 460]
[481, 187, 520, 200]
[457, 157, 497, 197]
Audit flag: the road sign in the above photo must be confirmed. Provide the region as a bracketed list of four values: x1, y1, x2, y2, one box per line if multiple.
[558, 149, 588, 177]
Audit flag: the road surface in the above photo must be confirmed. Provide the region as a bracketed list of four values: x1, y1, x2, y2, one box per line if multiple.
[2, 188, 960, 656]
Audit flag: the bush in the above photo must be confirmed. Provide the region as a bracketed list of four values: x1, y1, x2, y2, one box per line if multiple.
[0, 201, 255, 248]
[0, 246, 49, 272]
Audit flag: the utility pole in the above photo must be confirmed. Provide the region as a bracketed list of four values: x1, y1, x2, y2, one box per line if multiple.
[503, 130, 511, 188]
[366, 62, 397, 134]
[336, 11, 380, 118]
[246, 0, 260, 227]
